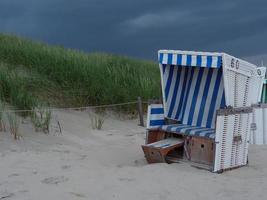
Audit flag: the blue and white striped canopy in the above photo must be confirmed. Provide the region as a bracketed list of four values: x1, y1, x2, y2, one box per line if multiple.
[159, 50, 222, 68]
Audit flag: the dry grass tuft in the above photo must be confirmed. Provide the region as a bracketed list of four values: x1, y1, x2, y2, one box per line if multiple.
[31, 105, 52, 134]
[7, 112, 20, 140]
[89, 111, 105, 130]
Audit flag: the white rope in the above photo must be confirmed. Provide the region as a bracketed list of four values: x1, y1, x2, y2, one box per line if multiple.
[0, 100, 146, 113]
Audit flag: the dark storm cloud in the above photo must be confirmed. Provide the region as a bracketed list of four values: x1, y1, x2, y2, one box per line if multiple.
[0, 0, 267, 63]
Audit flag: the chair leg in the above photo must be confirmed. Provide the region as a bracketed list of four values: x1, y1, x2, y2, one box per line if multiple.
[183, 137, 190, 160]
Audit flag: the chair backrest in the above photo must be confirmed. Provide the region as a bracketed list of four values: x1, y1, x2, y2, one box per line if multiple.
[222, 57, 265, 107]
[146, 104, 165, 129]
[158, 50, 264, 129]
[162, 65, 225, 128]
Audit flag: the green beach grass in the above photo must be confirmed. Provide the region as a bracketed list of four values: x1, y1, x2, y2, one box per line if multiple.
[0, 34, 160, 112]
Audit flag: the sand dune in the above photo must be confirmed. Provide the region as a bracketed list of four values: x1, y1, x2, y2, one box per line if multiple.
[0, 110, 267, 200]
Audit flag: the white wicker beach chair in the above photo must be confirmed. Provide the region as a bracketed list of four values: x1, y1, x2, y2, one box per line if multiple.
[144, 50, 265, 172]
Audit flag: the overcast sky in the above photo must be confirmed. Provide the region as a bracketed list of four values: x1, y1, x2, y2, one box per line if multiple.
[0, 0, 267, 64]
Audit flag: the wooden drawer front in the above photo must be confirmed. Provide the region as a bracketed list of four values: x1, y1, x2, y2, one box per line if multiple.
[190, 137, 214, 166]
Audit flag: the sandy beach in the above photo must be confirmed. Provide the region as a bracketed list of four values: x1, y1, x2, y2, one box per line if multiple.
[0, 110, 267, 200]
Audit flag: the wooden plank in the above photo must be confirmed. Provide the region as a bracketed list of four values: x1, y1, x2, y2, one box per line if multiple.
[137, 97, 144, 127]
[146, 130, 166, 144]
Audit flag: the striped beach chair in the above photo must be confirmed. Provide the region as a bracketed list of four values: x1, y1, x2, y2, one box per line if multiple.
[144, 50, 265, 172]
[261, 79, 267, 103]
[250, 79, 267, 145]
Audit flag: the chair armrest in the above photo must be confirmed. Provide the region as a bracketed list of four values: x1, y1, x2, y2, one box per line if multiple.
[147, 104, 165, 129]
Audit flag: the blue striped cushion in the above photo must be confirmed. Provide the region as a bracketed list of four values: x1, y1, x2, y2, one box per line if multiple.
[160, 124, 215, 139]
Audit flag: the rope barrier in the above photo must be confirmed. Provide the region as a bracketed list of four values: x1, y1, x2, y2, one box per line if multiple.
[0, 100, 148, 113]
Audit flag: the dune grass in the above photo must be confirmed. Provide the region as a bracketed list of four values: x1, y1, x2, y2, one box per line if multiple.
[0, 34, 161, 109]
[0, 63, 37, 115]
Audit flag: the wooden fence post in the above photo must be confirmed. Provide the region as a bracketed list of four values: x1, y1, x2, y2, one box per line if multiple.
[137, 97, 144, 127]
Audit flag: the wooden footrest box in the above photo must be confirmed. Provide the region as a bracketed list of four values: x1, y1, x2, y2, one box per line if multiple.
[189, 137, 214, 166]
[142, 138, 184, 163]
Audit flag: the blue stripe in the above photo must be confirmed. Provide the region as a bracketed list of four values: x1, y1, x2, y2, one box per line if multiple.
[192, 128, 212, 136]
[151, 108, 164, 114]
[162, 64, 167, 74]
[168, 67, 182, 117]
[164, 65, 174, 101]
[193, 128, 214, 136]
[209, 134, 215, 139]
[175, 68, 189, 120]
[159, 53, 164, 63]
[165, 124, 185, 132]
[196, 69, 213, 126]
[183, 127, 200, 134]
[206, 69, 222, 128]
[207, 56, 212, 68]
[187, 68, 204, 125]
[217, 56, 222, 68]
[204, 131, 215, 137]
[150, 120, 165, 126]
[175, 125, 190, 132]
[196, 55, 202, 67]
[160, 144, 171, 148]
[186, 55, 192, 66]
[163, 124, 181, 132]
[181, 68, 195, 120]
[166, 125, 177, 131]
[193, 129, 203, 136]
[177, 54, 182, 65]
[167, 54, 173, 65]
[220, 91, 226, 108]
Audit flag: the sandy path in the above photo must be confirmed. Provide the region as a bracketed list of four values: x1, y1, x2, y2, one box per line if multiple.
[0, 110, 267, 200]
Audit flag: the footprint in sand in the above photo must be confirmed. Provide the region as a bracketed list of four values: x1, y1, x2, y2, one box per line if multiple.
[119, 177, 135, 182]
[0, 191, 14, 199]
[41, 176, 69, 185]
[18, 190, 28, 194]
[61, 165, 71, 170]
[78, 155, 87, 160]
[125, 134, 134, 137]
[52, 149, 70, 154]
[134, 159, 147, 166]
[69, 192, 86, 198]
[8, 173, 20, 178]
